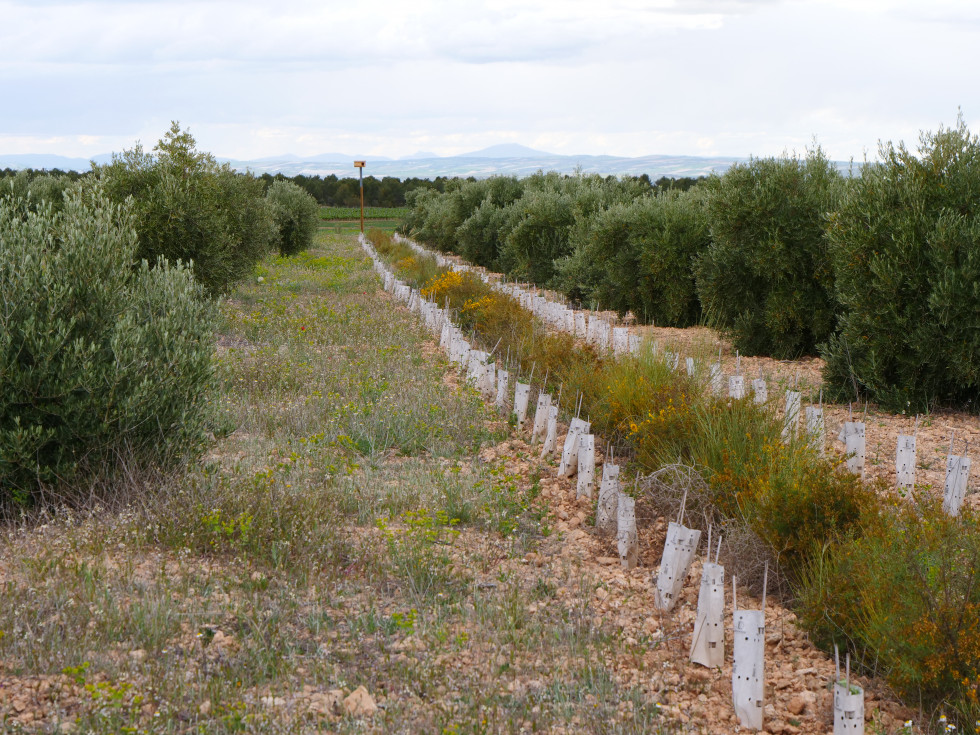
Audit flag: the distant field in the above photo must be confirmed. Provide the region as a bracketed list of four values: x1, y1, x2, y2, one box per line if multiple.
[319, 218, 401, 234]
[319, 206, 409, 221]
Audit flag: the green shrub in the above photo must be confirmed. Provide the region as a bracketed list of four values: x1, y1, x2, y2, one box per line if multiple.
[822, 117, 980, 411]
[556, 188, 711, 325]
[455, 176, 524, 270]
[0, 186, 217, 507]
[696, 149, 843, 358]
[798, 498, 980, 721]
[404, 178, 490, 254]
[498, 173, 643, 287]
[498, 185, 576, 285]
[266, 180, 320, 256]
[97, 122, 275, 295]
[1, 171, 73, 213]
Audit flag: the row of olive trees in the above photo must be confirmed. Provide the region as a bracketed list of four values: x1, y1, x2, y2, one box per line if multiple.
[0, 124, 320, 509]
[400, 118, 980, 412]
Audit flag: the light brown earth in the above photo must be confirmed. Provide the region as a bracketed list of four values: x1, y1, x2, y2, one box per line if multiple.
[0, 237, 944, 733]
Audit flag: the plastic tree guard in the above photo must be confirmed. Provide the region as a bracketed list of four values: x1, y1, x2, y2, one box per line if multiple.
[530, 392, 552, 445]
[805, 406, 825, 457]
[895, 434, 916, 491]
[655, 521, 701, 611]
[729, 375, 746, 400]
[943, 453, 972, 516]
[691, 560, 725, 668]
[576, 434, 596, 499]
[838, 422, 866, 480]
[617, 493, 638, 570]
[596, 463, 621, 533]
[513, 382, 531, 432]
[783, 390, 801, 441]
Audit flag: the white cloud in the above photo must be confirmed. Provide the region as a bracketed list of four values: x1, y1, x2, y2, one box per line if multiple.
[0, 0, 978, 161]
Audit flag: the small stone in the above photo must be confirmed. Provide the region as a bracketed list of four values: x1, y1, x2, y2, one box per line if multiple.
[309, 690, 344, 716]
[787, 695, 805, 715]
[392, 635, 427, 653]
[199, 701, 211, 716]
[343, 686, 377, 717]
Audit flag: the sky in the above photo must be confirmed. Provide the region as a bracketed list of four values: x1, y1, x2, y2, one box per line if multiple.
[0, 0, 977, 163]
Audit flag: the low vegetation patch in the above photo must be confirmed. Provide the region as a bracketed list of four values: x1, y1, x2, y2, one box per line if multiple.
[0, 233, 666, 733]
[371, 229, 980, 725]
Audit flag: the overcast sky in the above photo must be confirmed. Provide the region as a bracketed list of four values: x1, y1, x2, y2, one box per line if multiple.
[1, 0, 976, 162]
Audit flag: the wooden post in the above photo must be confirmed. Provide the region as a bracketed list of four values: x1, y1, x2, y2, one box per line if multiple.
[354, 160, 366, 233]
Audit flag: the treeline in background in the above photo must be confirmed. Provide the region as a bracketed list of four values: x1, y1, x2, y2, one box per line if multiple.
[398, 117, 980, 414]
[1, 164, 703, 209]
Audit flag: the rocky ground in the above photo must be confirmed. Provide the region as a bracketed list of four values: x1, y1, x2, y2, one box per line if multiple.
[0, 235, 939, 733]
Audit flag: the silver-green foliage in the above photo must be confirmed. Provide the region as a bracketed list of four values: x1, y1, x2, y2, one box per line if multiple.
[266, 180, 320, 256]
[695, 148, 843, 358]
[498, 173, 648, 286]
[0, 186, 217, 506]
[555, 188, 711, 326]
[1, 171, 73, 213]
[97, 122, 275, 295]
[822, 117, 980, 411]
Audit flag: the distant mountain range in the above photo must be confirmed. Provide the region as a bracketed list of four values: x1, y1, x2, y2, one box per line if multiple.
[2, 145, 831, 180]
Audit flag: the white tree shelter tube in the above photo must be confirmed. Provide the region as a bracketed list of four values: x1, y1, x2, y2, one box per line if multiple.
[541, 405, 559, 459]
[783, 389, 801, 442]
[806, 404, 826, 457]
[729, 374, 745, 399]
[654, 491, 701, 612]
[709, 361, 723, 396]
[495, 369, 509, 411]
[895, 432, 917, 492]
[559, 401, 589, 478]
[833, 646, 864, 735]
[576, 434, 596, 500]
[732, 566, 767, 731]
[558, 420, 584, 477]
[596, 462, 621, 534]
[728, 352, 744, 399]
[530, 392, 551, 445]
[612, 327, 629, 356]
[690, 530, 724, 668]
[617, 491, 638, 570]
[513, 382, 531, 432]
[838, 409, 866, 480]
[943, 434, 971, 516]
